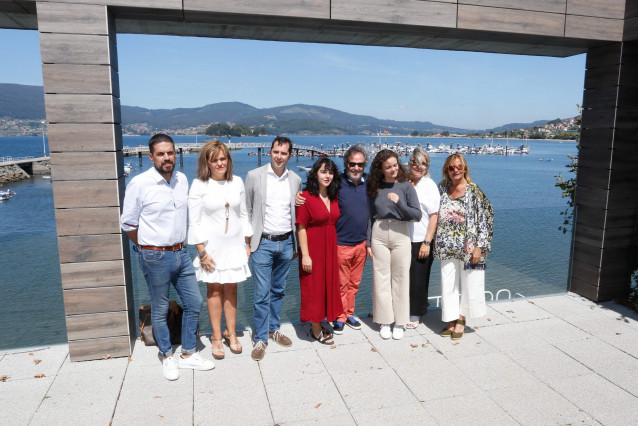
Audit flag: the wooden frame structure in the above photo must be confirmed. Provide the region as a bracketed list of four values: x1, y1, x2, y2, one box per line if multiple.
[1, 0, 636, 360]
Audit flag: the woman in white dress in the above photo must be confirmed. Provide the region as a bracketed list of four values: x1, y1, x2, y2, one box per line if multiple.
[188, 140, 253, 359]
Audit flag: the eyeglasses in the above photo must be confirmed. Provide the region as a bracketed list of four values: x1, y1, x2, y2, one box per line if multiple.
[447, 164, 464, 172]
[348, 162, 365, 168]
[409, 161, 427, 168]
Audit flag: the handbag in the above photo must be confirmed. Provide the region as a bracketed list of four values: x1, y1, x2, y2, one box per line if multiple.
[138, 301, 183, 346]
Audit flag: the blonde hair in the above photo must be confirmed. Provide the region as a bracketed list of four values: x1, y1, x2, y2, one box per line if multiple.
[441, 153, 472, 186]
[409, 147, 431, 178]
[197, 140, 233, 181]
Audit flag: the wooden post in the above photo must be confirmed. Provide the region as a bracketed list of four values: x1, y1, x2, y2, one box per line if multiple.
[257, 147, 262, 166]
[38, 2, 135, 361]
[138, 150, 142, 167]
[570, 41, 638, 301]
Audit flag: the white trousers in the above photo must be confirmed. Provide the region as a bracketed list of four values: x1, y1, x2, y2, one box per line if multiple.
[440, 258, 486, 322]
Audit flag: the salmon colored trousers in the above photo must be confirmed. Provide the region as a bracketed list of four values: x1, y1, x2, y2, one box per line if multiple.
[336, 241, 367, 322]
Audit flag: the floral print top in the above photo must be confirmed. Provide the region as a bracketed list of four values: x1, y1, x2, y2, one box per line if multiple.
[434, 182, 494, 270]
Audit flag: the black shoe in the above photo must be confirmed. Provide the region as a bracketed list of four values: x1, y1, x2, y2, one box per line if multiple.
[346, 317, 362, 330]
[332, 321, 344, 335]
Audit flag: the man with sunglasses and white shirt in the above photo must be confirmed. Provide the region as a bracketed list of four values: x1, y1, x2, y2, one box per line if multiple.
[296, 144, 370, 334]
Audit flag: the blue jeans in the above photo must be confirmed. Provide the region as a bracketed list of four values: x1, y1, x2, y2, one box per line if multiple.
[250, 236, 294, 343]
[139, 247, 203, 357]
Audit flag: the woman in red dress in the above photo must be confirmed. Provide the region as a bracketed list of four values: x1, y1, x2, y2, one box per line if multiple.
[296, 158, 343, 345]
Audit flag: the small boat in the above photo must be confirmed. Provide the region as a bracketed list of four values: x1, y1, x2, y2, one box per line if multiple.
[539, 157, 554, 161]
[42, 175, 51, 179]
[297, 166, 311, 172]
[0, 190, 16, 201]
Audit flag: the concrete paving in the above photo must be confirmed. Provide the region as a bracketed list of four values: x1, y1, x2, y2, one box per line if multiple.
[2, 292, 638, 425]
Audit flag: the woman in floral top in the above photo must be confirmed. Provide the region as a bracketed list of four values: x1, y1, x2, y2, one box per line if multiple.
[435, 154, 494, 340]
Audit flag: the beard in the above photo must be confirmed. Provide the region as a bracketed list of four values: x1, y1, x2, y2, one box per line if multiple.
[155, 161, 174, 175]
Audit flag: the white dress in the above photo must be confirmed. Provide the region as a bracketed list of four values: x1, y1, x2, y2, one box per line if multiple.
[187, 175, 253, 283]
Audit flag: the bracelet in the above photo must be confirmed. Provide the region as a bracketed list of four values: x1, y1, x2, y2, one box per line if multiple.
[198, 250, 207, 259]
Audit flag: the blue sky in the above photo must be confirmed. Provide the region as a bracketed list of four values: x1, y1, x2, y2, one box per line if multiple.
[1, 28, 585, 130]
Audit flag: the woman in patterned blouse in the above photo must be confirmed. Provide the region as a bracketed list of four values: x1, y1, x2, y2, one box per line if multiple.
[435, 154, 494, 340]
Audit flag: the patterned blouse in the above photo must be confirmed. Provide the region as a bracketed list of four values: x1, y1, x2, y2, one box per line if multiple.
[434, 182, 494, 270]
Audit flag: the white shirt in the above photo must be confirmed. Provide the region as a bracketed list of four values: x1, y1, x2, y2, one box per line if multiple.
[409, 177, 441, 242]
[120, 167, 188, 246]
[262, 164, 292, 235]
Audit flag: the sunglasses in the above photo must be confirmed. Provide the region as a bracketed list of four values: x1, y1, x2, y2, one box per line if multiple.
[448, 164, 464, 172]
[348, 162, 365, 168]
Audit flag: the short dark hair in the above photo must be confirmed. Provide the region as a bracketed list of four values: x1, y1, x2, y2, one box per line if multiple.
[271, 136, 292, 154]
[343, 143, 368, 170]
[148, 133, 174, 153]
[304, 158, 341, 200]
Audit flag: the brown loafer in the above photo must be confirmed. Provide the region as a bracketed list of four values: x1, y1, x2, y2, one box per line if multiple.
[269, 330, 292, 347]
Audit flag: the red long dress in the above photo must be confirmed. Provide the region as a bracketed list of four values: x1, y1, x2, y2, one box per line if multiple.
[296, 191, 343, 323]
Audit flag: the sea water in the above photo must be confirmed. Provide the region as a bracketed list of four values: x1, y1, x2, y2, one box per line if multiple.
[0, 135, 577, 349]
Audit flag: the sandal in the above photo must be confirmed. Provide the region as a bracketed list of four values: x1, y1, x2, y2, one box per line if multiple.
[406, 321, 419, 329]
[223, 330, 243, 354]
[211, 338, 225, 360]
[321, 328, 334, 338]
[441, 321, 456, 337]
[312, 331, 334, 345]
[451, 318, 466, 340]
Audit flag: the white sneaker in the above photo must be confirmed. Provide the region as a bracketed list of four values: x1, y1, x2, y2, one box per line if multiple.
[392, 325, 405, 340]
[178, 352, 215, 371]
[162, 355, 180, 381]
[379, 324, 392, 340]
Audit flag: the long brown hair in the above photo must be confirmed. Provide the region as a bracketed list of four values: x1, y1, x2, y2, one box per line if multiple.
[367, 149, 409, 198]
[197, 140, 234, 182]
[441, 153, 472, 187]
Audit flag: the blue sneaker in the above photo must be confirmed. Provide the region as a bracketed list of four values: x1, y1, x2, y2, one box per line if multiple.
[346, 317, 362, 330]
[332, 321, 344, 335]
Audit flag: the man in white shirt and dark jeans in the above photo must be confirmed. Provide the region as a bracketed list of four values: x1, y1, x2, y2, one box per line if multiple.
[121, 133, 214, 380]
[245, 136, 302, 361]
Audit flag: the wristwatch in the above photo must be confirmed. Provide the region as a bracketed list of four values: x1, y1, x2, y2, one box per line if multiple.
[423, 240, 431, 246]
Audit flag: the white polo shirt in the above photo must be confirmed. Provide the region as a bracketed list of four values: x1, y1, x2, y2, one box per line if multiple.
[120, 167, 188, 246]
[262, 164, 292, 235]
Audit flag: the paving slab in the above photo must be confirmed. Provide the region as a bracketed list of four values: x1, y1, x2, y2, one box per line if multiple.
[0, 345, 68, 381]
[0, 376, 53, 426]
[428, 329, 499, 359]
[451, 352, 538, 391]
[369, 334, 443, 368]
[474, 321, 548, 353]
[351, 401, 438, 425]
[265, 375, 350, 424]
[331, 367, 416, 412]
[487, 381, 596, 425]
[551, 373, 638, 425]
[31, 367, 125, 425]
[565, 313, 638, 355]
[531, 293, 602, 317]
[422, 391, 517, 426]
[317, 341, 388, 374]
[518, 316, 591, 344]
[394, 359, 480, 402]
[259, 348, 328, 385]
[490, 300, 555, 322]
[505, 344, 591, 383]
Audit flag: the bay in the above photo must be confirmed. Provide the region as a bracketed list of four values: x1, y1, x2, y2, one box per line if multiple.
[0, 135, 577, 349]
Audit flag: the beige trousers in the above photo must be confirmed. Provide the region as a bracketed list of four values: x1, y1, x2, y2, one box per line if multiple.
[371, 219, 411, 326]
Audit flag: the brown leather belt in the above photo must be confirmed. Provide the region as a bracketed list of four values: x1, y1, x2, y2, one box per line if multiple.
[140, 243, 184, 251]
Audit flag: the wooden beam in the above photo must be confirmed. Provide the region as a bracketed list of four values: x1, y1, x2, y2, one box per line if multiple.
[60, 260, 126, 290]
[43, 64, 119, 96]
[57, 234, 124, 263]
[458, 4, 564, 36]
[63, 286, 127, 315]
[48, 123, 122, 152]
[55, 207, 122, 236]
[566, 0, 626, 20]
[565, 15, 624, 41]
[185, 0, 329, 19]
[458, 0, 566, 14]
[66, 311, 129, 341]
[52, 179, 124, 208]
[44, 94, 121, 124]
[332, 0, 456, 27]
[40, 33, 117, 69]
[36, 2, 110, 35]
[50, 151, 124, 180]
[68, 335, 131, 362]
